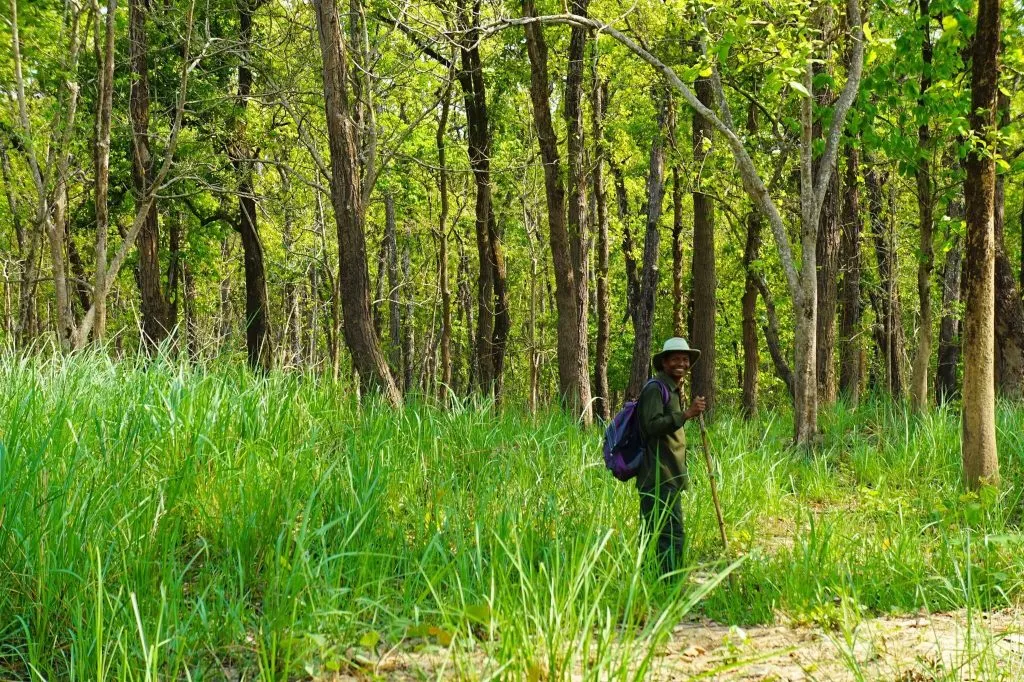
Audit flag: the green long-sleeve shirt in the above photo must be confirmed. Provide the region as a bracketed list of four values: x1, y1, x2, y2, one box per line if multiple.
[636, 371, 689, 491]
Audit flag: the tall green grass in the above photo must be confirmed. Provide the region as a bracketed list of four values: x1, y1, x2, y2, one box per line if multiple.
[0, 352, 1022, 680]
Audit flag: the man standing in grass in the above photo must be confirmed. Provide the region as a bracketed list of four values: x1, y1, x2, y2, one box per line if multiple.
[637, 337, 706, 574]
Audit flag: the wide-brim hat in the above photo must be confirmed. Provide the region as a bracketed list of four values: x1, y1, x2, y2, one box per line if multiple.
[652, 337, 700, 371]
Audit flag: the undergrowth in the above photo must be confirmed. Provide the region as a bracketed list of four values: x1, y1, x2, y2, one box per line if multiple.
[1, 351, 1022, 680]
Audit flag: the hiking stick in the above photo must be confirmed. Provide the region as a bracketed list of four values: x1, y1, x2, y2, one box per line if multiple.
[698, 413, 729, 552]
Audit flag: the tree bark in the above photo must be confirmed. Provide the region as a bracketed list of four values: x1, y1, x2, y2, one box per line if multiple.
[741, 209, 762, 419]
[231, 1, 273, 371]
[131, 0, 174, 349]
[672, 166, 685, 337]
[936, 226, 962, 405]
[626, 99, 668, 400]
[454, 0, 508, 400]
[523, 0, 592, 423]
[437, 83, 453, 397]
[403, 220, 415, 392]
[691, 77, 717, 409]
[838, 143, 863, 402]
[92, 0, 116, 342]
[962, 0, 1000, 489]
[814, 154, 840, 406]
[313, 0, 401, 404]
[386, 193, 401, 376]
[592, 74, 611, 421]
[910, 0, 935, 412]
[566, 0, 591, 418]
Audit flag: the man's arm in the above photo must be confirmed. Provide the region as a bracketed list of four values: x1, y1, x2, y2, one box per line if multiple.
[638, 384, 685, 438]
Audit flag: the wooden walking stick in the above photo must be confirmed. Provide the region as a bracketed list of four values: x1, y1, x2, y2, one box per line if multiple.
[698, 413, 729, 552]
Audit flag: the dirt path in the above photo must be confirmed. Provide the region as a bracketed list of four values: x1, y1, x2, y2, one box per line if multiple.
[327, 609, 1024, 681]
[655, 609, 1024, 681]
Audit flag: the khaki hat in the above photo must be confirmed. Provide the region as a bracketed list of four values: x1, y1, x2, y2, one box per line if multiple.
[652, 337, 700, 371]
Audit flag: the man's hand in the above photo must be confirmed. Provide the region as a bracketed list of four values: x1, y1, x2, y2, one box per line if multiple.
[684, 396, 707, 420]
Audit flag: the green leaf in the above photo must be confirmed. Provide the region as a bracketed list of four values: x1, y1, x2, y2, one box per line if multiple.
[862, 22, 873, 42]
[358, 630, 381, 649]
[788, 81, 810, 97]
[942, 15, 958, 32]
[699, 66, 713, 78]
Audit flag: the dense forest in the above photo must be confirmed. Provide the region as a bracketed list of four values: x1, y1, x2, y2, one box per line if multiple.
[2, 0, 1023, 473]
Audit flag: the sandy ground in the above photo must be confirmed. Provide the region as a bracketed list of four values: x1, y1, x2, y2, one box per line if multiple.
[321, 608, 1024, 681]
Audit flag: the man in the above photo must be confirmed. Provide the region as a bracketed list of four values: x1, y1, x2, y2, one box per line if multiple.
[637, 337, 706, 574]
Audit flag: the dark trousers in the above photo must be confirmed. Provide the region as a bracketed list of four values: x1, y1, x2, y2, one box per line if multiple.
[639, 484, 685, 575]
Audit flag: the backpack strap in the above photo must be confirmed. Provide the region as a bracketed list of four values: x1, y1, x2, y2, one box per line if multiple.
[642, 377, 671, 405]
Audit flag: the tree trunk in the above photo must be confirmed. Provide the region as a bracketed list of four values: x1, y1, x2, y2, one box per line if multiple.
[936, 228, 962, 405]
[793, 64, 819, 446]
[386, 193, 401, 376]
[523, 0, 592, 423]
[232, 1, 273, 371]
[627, 99, 667, 400]
[313, 0, 401, 404]
[672, 166, 685, 336]
[565, 0, 592, 424]
[691, 77, 717, 409]
[92, 0, 116, 342]
[838, 143, 863, 402]
[815, 158, 840, 406]
[453, 0, 507, 400]
[437, 84, 453, 397]
[962, 0, 1000, 489]
[403, 220, 415, 392]
[131, 0, 173, 349]
[741, 208, 762, 419]
[592, 75, 611, 421]
[910, 0, 935, 411]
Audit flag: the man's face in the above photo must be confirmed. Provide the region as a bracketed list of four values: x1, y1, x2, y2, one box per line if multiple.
[662, 351, 691, 380]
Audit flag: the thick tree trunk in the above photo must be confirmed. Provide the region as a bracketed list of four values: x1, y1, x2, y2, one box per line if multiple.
[962, 0, 1000, 489]
[910, 0, 935, 411]
[92, 0, 116, 342]
[523, 0, 592, 423]
[565, 0, 591, 421]
[313, 0, 401, 405]
[627, 100, 667, 400]
[131, 0, 173, 349]
[838, 143, 863, 401]
[592, 76, 611, 421]
[691, 77, 716, 408]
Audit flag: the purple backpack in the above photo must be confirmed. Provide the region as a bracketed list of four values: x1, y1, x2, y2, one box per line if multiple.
[603, 379, 670, 482]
